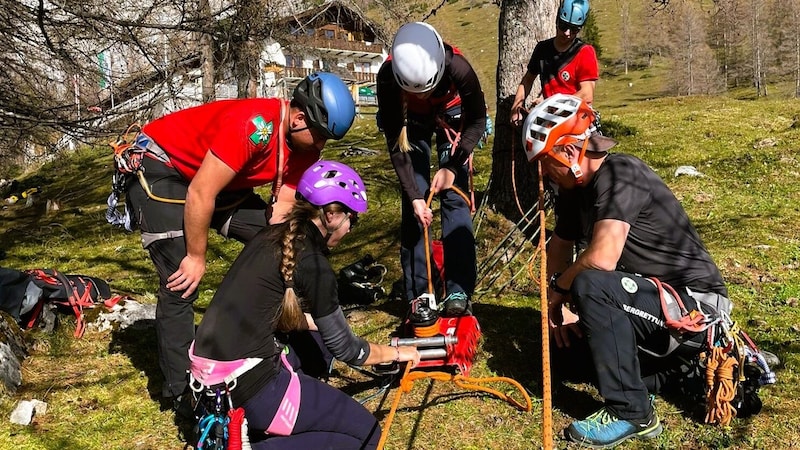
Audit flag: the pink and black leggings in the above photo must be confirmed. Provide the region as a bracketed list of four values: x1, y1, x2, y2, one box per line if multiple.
[244, 360, 381, 450]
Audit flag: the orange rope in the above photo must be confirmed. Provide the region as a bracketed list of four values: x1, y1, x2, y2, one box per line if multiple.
[422, 186, 472, 297]
[377, 362, 413, 450]
[538, 160, 554, 449]
[376, 366, 533, 450]
[704, 347, 738, 426]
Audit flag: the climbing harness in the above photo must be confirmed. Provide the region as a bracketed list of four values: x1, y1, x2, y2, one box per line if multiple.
[648, 277, 776, 426]
[650, 277, 716, 335]
[375, 189, 532, 450]
[435, 109, 477, 213]
[189, 343, 256, 450]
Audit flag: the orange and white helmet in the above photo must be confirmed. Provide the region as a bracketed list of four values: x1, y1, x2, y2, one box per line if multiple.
[391, 22, 446, 93]
[522, 94, 595, 161]
[522, 94, 599, 184]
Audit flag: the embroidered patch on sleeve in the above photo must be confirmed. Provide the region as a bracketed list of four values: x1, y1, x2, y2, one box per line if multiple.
[249, 115, 274, 146]
[621, 276, 639, 294]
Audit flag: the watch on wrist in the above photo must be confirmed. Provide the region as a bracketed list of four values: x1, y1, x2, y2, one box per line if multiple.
[549, 272, 570, 295]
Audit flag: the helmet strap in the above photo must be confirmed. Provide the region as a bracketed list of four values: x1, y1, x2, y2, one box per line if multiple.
[320, 208, 349, 242]
[549, 138, 590, 185]
[571, 139, 590, 185]
[289, 125, 309, 134]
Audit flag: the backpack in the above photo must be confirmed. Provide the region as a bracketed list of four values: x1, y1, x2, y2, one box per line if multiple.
[0, 267, 123, 338]
[337, 255, 387, 306]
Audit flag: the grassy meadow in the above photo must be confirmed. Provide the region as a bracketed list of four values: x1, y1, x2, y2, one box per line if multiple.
[1, 1, 800, 449]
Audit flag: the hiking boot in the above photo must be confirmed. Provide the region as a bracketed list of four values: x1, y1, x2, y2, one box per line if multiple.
[566, 406, 662, 449]
[441, 292, 471, 317]
[173, 392, 198, 421]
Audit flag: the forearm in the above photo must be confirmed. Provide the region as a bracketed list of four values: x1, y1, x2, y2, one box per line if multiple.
[547, 234, 575, 279]
[512, 72, 535, 110]
[183, 189, 214, 259]
[548, 225, 629, 289]
[390, 150, 423, 201]
[574, 80, 596, 105]
[363, 343, 416, 366]
[269, 185, 297, 225]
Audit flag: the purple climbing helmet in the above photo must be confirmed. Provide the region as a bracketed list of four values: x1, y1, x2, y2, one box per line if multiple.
[297, 160, 368, 213]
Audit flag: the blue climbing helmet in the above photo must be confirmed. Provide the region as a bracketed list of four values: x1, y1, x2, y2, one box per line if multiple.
[558, 0, 589, 26]
[293, 72, 356, 140]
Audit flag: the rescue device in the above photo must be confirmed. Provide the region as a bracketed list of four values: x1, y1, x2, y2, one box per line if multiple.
[374, 188, 531, 450]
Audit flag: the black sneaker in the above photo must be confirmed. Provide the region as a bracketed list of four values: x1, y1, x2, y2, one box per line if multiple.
[442, 292, 471, 317]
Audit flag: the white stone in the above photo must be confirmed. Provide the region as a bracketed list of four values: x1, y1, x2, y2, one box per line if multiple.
[674, 166, 705, 177]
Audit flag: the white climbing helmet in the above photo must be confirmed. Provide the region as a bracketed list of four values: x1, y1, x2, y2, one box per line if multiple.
[391, 22, 446, 93]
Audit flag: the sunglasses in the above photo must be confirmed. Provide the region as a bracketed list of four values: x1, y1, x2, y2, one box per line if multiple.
[557, 19, 582, 34]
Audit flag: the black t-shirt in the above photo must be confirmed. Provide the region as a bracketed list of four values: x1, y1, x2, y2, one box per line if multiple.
[554, 153, 727, 296]
[193, 222, 341, 405]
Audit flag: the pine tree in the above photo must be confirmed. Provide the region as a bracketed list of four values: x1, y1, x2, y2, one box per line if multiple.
[581, 12, 603, 59]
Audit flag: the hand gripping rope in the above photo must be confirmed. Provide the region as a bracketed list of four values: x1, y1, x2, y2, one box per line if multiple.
[434, 115, 476, 213]
[376, 188, 532, 450]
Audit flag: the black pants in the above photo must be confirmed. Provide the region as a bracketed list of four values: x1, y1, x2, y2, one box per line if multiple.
[126, 157, 269, 397]
[560, 270, 706, 420]
[399, 112, 476, 301]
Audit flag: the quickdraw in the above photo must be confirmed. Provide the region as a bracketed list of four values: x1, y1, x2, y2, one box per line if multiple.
[110, 123, 145, 177]
[194, 386, 251, 450]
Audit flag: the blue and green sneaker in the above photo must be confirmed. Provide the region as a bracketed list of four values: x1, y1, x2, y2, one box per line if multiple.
[566, 406, 662, 449]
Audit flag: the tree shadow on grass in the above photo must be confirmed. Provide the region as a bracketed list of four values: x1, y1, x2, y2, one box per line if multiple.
[475, 302, 602, 420]
[107, 320, 162, 404]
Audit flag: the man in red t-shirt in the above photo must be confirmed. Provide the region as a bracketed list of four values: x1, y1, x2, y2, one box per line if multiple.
[122, 72, 355, 407]
[510, 0, 598, 126]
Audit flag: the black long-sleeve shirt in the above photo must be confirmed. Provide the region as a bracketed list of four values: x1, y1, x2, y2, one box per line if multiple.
[376, 44, 486, 201]
[193, 222, 369, 405]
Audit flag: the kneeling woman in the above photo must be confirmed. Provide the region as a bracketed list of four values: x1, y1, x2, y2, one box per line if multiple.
[189, 160, 421, 449]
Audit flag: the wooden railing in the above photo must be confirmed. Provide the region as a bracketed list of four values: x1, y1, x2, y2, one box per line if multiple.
[289, 35, 384, 55]
[280, 66, 376, 83]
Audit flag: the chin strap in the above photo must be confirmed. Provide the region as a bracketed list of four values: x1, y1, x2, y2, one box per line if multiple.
[320, 208, 350, 244]
[569, 137, 590, 185]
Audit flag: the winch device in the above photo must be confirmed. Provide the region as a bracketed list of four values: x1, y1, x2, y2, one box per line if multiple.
[374, 188, 531, 450]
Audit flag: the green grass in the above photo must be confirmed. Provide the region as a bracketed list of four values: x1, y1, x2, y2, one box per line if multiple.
[2, 3, 800, 449]
[2, 91, 799, 449]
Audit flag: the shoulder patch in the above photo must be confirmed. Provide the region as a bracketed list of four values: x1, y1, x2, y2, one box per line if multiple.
[249, 115, 273, 146]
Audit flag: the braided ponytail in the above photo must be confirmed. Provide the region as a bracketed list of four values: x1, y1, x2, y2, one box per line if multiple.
[394, 93, 412, 153]
[272, 202, 317, 332]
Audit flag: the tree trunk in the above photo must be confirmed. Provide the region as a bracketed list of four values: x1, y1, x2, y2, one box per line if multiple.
[489, 0, 557, 223]
[199, 0, 215, 102]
